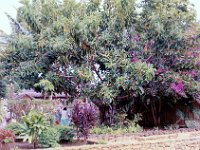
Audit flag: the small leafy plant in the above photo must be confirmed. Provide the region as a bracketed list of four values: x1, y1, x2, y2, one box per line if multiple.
[55, 125, 74, 142]
[18, 111, 48, 149]
[38, 126, 74, 148]
[4, 122, 23, 136]
[38, 127, 60, 148]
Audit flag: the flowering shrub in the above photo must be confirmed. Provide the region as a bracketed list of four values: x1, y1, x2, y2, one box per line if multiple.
[72, 100, 97, 140]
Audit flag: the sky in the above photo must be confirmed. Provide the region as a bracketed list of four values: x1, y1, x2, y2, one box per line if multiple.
[0, 0, 199, 34]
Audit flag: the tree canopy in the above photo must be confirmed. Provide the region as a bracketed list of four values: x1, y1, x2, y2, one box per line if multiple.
[0, 0, 200, 125]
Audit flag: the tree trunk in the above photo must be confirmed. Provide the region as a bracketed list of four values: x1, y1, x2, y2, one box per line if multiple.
[151, 103, 157, 126]
[99, 107, 108, 125]
[33, 142, 36, 149]
[157, 100, 161, 127]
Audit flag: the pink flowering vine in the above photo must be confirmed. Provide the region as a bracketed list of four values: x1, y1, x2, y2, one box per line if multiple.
[170, 80, 184, 95]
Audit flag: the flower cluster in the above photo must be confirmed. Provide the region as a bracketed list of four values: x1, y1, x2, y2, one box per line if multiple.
[170, 80, 184, 95]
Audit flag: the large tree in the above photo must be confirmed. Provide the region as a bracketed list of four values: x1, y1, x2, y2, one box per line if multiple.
[1, 0, 200, 126]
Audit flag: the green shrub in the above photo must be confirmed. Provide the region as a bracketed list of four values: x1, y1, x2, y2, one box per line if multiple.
[55, 126, 74, 142]
[126, 122, 142, 133]
[91, 126, 114, 134]
[4, 122, 23, 136]
[18, 111, 48, 149]
[91, 123, 142, 135]
[38, 127, 60, 148]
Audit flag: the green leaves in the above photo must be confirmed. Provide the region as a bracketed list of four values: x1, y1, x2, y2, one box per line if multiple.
[0, 100, 6, 122]
[133, 61, 155, 83]
[0, 80, 7, 98]
[99, 84, 118, 103]
[139, 0, 195, 52]
[19, 111, 48, 145]
[34, 79, 54, 93]
[1, 0, 199, 115]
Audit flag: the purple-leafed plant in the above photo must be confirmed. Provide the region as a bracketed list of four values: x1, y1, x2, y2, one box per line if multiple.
[72, 100, 97, 141]
[0, 129, 15, 150]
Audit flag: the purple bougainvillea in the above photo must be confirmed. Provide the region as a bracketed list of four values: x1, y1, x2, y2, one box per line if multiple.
[155, 68, 163, 75]
[170, 80, 184, 95]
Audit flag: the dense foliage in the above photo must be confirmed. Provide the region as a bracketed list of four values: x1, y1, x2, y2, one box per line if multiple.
[91, 122, 142, 135]
[38, 127, 60, 148]
[55, 125, 74, 142]
[0, 0, 200, 126]
[0, 80, 6, 98]
[4, 122, 23, 136]
[28, 126, 74, 148]
[5, 123, 74, 148]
